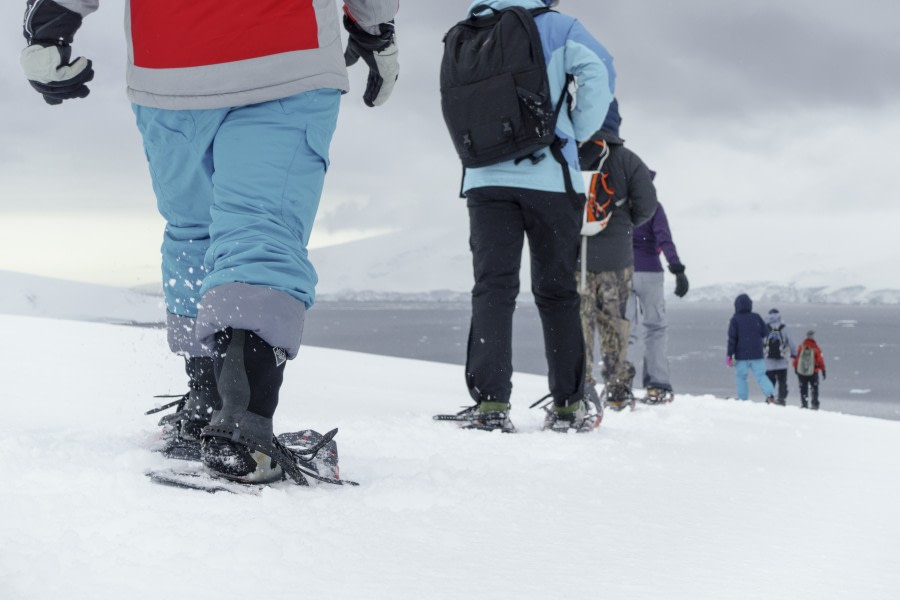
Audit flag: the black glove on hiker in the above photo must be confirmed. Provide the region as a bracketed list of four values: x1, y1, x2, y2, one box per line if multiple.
[343, 15, 398, 107]
[669, 264, 689, 298]
[21, 0, 94, 105]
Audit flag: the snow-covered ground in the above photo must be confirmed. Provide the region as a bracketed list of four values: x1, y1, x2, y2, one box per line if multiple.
[2, 314, 898, 600]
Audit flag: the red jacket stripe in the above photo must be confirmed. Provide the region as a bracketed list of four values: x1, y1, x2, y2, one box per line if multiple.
[130, 0, 319, 69]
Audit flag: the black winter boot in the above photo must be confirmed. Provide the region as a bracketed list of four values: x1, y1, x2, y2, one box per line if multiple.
[201, 329, 287, 483]
[179, 357, 221, 440]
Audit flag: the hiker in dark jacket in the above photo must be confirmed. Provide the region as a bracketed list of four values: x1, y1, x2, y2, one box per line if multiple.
[726, 294, 777, 402]
[625, 201, 687, 403]
[576, 99, 658, 411]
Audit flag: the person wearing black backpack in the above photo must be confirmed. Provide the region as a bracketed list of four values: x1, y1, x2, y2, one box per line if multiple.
[763, 308, 797, 406]
[436, 0, 615, 433]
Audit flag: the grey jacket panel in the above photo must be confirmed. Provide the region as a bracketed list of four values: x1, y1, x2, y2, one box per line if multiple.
[583, 139, 658, 273]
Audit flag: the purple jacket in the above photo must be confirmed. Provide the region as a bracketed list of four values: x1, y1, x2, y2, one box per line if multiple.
[633, 203, 681, 273]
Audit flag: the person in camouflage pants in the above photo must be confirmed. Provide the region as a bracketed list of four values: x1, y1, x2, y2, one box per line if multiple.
[577, 100, 657, 409]
[579, 267, 636, 403]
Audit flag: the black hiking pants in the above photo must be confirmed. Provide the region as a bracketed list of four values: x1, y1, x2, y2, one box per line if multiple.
[766, 368, 789, 403]
[798, 373, 820, 408]
[465, 186, 585, 408]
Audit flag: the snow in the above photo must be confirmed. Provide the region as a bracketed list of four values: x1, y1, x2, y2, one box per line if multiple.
[2, 313, 899, 600]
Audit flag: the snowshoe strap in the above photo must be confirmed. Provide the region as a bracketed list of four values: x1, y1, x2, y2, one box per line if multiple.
[201, 424, 358, 487]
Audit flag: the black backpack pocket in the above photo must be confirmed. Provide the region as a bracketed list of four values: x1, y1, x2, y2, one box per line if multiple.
[442, 71, 525, 168]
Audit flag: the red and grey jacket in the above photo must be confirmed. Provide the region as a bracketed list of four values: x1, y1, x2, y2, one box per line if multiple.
[37, 0, 398, 109]
[793, 339, 826, 374]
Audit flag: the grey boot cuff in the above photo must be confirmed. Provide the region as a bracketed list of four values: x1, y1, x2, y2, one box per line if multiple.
[195, 282, 307, 358]
[167, 313, 211, 357]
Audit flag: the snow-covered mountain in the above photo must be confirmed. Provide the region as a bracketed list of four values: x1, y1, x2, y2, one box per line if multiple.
[309, 221, 900, 304]
[0, 270, 163, 324]
[2, 313, 898, 600]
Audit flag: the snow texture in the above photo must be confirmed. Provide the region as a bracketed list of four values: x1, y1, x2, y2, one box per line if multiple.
[1, 313, 898, 600]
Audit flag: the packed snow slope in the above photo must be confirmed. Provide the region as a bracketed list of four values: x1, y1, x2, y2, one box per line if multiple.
[1, 315, 898, 600]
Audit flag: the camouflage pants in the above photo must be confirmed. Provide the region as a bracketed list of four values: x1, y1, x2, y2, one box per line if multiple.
[578, 266, 635, 388]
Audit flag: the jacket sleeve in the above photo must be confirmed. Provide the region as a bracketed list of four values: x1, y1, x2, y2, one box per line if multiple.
[55, 0, 99, 16]
[727, 318, 737, 357]
[816, 347, 826, 372]
[651, 204, 682, 267]
[624, 149, 658, 228]
[344, 0, 399, 30]
[784, 329, 796, 358]
[563, 20, 615, 142]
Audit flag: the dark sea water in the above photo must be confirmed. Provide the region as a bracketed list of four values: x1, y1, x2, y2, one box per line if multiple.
[302, 301, 900, 421]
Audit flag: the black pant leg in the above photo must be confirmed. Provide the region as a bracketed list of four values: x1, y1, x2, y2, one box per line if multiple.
[464, 188, 526, 404]
[522, 188, 585, 406]
[810, 373, 820, 408]
[776, 369, 788, 401]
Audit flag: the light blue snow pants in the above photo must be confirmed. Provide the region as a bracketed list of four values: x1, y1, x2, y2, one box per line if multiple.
[735, 359, 776, 400]
[133, 89, 340, 358]
[625, 271, 671, 390]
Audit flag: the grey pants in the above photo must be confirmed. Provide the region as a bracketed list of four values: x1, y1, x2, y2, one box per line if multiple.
[625, 271, 672, 390]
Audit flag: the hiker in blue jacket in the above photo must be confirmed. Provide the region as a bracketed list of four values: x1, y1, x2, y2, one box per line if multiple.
[446, 0, 615, 432]
[726, 294, 777, 403]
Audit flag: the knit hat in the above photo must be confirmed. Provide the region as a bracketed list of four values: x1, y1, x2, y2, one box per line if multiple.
[806, 330, 815, 338]
[601, 98, 621, 138]
[769, 308, 779, 315]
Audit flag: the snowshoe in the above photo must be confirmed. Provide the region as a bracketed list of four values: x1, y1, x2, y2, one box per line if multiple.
[603, 384, 636, 412]
[530, 394, 602, 433]
[433, 402, 516, 433]
[640, 387, 674, 405]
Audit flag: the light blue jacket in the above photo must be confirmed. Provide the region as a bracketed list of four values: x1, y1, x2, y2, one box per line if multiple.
[462, 0, 615, 194]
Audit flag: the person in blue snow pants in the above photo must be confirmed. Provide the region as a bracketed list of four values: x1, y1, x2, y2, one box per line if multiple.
[726, 293, 777, 402]
[133, 89, 341, 356]
[20, 0, 401, 483]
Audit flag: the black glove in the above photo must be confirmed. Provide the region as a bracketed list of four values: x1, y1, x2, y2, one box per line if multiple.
[343, 15, 398, 107]
[21, 0, 93, 105]
[669, 264, 689, 298]
[822, 371, 826, 381]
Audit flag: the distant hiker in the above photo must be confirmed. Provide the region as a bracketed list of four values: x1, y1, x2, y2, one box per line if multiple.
[625, 201, 688, 404]
[436, 0, 614, 433]
[763, 308, 797, 406]
[576, 100, 658, 411]
[21, 0, 400, 485]
[726, 294, 777, 403]
[794, 331, 827, 410]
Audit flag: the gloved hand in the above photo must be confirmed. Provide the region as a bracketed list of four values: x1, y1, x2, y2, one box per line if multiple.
[669, 263, 689, 298]
[726, 355, 734, 368]
[343, 15, 398, 107]
[822, 371, 826, 380]
[21, 0, 93, 105]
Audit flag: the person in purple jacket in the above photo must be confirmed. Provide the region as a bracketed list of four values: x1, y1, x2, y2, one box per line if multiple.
[727, 293, 777, 402]
[624, 202, 688, 403]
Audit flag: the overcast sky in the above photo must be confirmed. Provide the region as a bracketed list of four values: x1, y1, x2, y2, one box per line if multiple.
[1, 0, 899, 286]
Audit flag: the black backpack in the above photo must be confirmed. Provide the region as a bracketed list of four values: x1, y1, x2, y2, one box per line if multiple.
[440, 5, 575, 194]
[765, 325, 785, 360]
